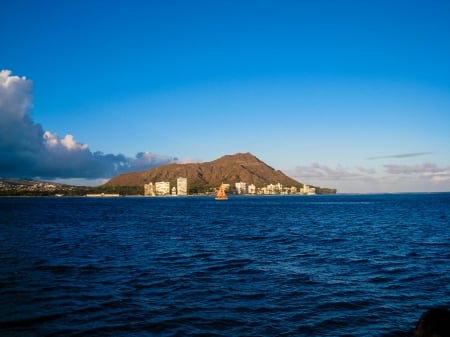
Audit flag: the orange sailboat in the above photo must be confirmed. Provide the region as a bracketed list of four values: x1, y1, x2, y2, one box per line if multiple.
[215, 183, 228, 201]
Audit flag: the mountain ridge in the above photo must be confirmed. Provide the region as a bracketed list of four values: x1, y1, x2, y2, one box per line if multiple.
[105, 152, 302, 190]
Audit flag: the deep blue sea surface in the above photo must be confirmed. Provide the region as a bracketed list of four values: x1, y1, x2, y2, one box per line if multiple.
[1, 194, 449, 336]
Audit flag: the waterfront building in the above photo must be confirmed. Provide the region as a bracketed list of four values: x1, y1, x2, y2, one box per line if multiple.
[275, 183, 283, 193]
[248, 184, 256, 194]
[177, 177, 187, 196]
[267, 184, 276, 194]
[155, 181, 170, 196]
[144, 182, 155, 196]
[281, 187, 290, 195]
[300, 184, 316, 195]
[235, 181, 247, 194]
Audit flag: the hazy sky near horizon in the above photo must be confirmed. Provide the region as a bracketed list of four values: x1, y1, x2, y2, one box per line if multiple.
[1, 0, 449, 193]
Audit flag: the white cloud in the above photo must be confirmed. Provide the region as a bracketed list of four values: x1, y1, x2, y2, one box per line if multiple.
[0, 70, 31, 123]
[0, 70, 176, 180]
[43, 131, 88, 151]
[175, 157, 201, 164]
[43, 131, 59, 147]
[60, 134, 88, 151]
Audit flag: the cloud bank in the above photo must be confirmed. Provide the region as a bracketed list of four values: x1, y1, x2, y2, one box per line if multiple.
[287, 162, 450, 193]
[286, 164, 377, 182]
[384, 163, 450, 183]
[0, 70, 175, 180]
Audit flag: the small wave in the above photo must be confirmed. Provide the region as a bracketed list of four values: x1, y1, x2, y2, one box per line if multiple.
[0, 313, 66, 329]
[420, 241, 449, 246]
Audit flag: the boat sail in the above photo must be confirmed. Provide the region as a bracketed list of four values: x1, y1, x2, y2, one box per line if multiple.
[215, 183, 228, 201]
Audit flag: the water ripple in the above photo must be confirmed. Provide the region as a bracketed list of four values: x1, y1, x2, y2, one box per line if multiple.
[1, 194, 449, 336]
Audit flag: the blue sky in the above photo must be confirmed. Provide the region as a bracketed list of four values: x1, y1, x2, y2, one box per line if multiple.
[1, 0, 449, 193]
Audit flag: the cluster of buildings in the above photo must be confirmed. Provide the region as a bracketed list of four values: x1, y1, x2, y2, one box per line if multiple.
[143, 177, 316, 196]
[144, 177, 187, 196]
[0, 179, 59, 193]
[233, 181, 316, 195]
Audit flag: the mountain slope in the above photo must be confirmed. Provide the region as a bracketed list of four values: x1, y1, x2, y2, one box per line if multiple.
[105, 152, 302, 188]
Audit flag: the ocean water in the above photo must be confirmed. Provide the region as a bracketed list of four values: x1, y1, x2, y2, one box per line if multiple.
[1, 194, 449, 337]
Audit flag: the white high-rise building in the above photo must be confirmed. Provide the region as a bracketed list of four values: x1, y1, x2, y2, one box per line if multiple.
[235, 181, 247, 194]
[177, 177, 187, 196]
[144, 182, 155, 196]
[248, 184, 256, 194]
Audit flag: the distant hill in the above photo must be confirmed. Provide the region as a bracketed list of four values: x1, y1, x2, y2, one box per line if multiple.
[0, 178, 77, 196]
[105, 152, 302, 190]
